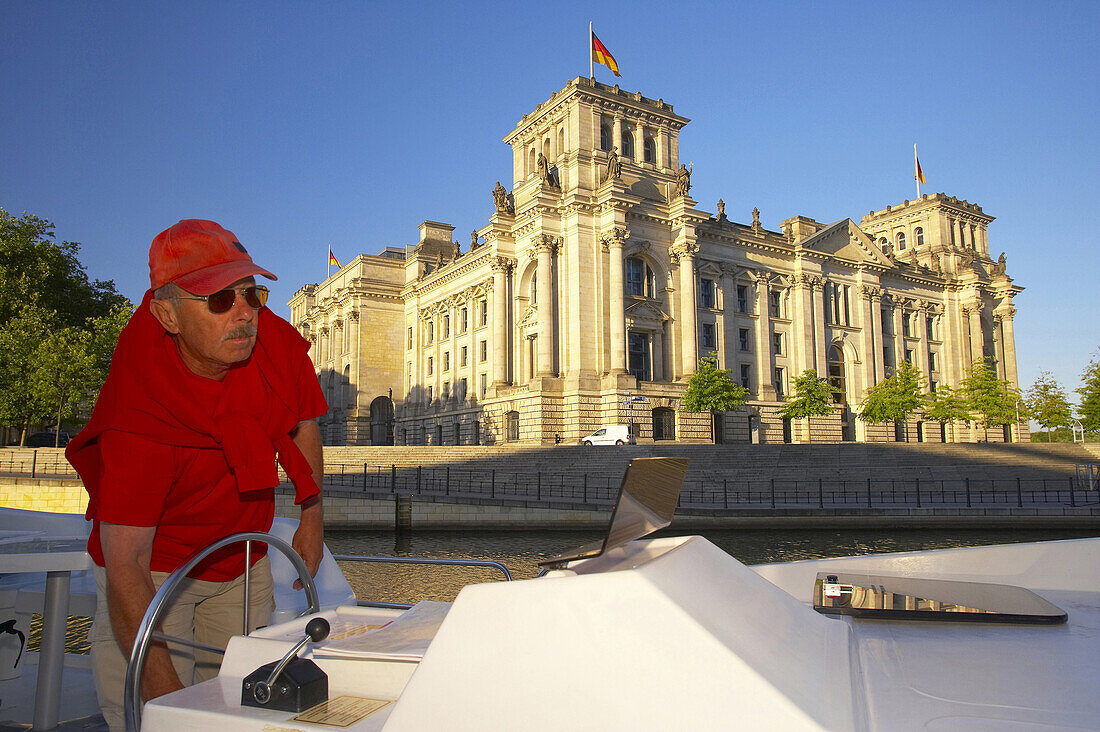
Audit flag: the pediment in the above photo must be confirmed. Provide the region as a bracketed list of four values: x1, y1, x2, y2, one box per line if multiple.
[517, 304, 538, 330]
[801, 219, 893, 267]
[624, 299, 669, 322]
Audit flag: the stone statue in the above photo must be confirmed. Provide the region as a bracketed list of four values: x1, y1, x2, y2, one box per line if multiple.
[929, 252, 942, 275]
[471, 230, 480, 249]
[604, 146, 621, 182]
[492, 181, 514, 214]
[537, 152, 552, 187]
[716, 199, 726, 221]
[992, 252, 1007, 275]
[752, 206, 761, 231]
[676, 163, 691, 197]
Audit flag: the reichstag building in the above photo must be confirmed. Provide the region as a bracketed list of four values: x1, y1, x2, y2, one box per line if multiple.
[288, 77, 1022, 445]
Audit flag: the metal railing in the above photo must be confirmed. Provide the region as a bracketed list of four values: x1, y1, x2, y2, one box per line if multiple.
[333, 554, 513, 609]
[325, 463, 1099, 510]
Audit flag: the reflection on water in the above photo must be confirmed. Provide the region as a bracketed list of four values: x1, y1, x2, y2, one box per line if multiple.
[327, 527, 1099, 606]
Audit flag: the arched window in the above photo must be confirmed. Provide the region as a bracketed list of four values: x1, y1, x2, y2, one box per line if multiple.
[896, 232, 906, 251]
[600, 123, 612, 152]
[343, 365, 352, 408]
[558, 129, 564, 156]
[644, 137, 655, 163]
[530, 270, 537, 303]
[543, 137, 550, 158]
[625, 257, 655, 297]
[914, 227, 924, 247]
[879, 237, 889, 255]
[528, 148, 535, 174]
[621, 128, 634, 159]
[827, 344, 846, 405]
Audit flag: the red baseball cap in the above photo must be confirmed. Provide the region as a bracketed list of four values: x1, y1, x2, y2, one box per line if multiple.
[148, 219, 276, 295]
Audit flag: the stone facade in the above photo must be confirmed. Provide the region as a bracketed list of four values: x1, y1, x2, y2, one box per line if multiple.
[289, 77, 1022, 445]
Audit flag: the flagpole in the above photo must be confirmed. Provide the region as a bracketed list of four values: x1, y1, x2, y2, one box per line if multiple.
[914, 144, 921, 199]
[589, 22, 593, 78]
[327, 245, 332, 280]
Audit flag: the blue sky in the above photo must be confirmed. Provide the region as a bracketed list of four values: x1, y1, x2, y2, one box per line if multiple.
[3, 1, 1098, 405]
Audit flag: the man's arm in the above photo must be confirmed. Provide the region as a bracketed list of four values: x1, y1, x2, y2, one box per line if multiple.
[290, 418, 324, 588]
[99, 523, 184, 700]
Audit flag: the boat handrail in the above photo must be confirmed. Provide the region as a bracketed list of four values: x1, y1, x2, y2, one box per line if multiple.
[332, 554, 513, 610]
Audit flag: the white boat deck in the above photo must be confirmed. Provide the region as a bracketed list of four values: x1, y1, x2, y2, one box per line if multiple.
[145, 536, 1100, 731]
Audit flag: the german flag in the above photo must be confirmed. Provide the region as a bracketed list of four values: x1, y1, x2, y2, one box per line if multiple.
[591, 30, 620, 77]
[914, 146, 926, 185]
[329, 248, 342, 269]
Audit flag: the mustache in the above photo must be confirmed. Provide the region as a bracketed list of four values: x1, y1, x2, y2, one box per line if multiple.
[223, 324, 257, 341]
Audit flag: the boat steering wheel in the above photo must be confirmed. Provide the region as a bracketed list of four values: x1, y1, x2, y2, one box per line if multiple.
[123, 531, 321, 731]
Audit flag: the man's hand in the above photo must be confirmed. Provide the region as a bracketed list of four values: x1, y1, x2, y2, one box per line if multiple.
[100, 523, 185, 700]
[290, 419, 324, 590]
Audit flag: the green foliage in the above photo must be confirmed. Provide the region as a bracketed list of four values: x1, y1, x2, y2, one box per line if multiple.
[0, 210, 133, 442]
[858, 362, 927, 438]
[1025, 370, 1072, 441]
[0, 208, 127, 329]
[923, 384, 971, 426]
[681, 357, 749, 443]
[1077, 351, 1100, 432]
[780, 370, 834, 420]
[960, 359, 1019, 439]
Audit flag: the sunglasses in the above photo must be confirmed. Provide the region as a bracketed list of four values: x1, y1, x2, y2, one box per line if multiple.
[177, 285, 270, 314]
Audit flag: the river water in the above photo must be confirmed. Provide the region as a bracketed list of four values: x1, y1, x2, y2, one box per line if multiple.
[327, 526, 1099, 606]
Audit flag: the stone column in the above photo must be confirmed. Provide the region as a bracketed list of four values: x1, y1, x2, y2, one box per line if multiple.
[657, 127, 668, 169]
[612, 115, 623, 158]
[635, 121, 646, 163]
[535, 234, 558, 377]
[672, 242, 699, 378]
[967, 303, 984, 367]
[917, 302, 931, 389]
[869, 291, 884, 385]
[996, 307, 1018, 387]
[491, 257, 512, 386]
[604, 228, 629, 374]
[858, 287, 878, 391]
[753, 272, 772, 399]
[720, 264, 738, 373]
[810, 280, 826, 375]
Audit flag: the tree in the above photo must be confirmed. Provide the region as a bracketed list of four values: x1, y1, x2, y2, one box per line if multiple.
[780, 370, 834, 443]
[0, 305, 58, 443]
[857, 362, 927, 441]
[1025, 371, 1072, 442]
[960, 359, 1019, 441]
[0, 208, 127, 329]
[1077, 351, 1100, 432]
[923, 384, 971, 441]
[681, 357, 749, 443]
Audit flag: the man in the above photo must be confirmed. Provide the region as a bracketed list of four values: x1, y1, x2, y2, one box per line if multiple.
[66, 219, 326, 729]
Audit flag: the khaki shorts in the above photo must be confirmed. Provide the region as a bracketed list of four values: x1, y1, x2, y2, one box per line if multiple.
[91, 555, 274, 731]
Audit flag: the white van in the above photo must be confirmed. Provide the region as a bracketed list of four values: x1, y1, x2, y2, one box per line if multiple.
[581, 424, 635, 446]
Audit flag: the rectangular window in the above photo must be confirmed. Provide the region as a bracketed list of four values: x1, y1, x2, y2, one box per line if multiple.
[427, 385, 433, 402]
[740, 364, 751, 390]
[769, 290, 782, 318]
[928, 351, 937, 372]
[701, 322, 717, 350]
[881, 308, 892, 336]
[842, 285, 850, 326]
[407, 326, 413, 349]
[904, 349, 913, 364]
[739, 328, 750, 351]
[926, 316, 935, 341]
[699, 278, 716, 309]
[625, 258, 645, 297]
[479, 373, 487, 399]
[774, 367, 785, 399]
[442, 381, 450, 398]
[459, 378, 467, 400]
[627, 331, 651, 382]
[427, 321, 434, 345]
[460, 346, 468, 367]
[443, 352, 450, 371]
[883, 345, 894, 369]
[902, 312, 912, 338]
[772, 332, 783, 355]
[461, 307, 468, 333]
[427, 356, 433, 375]
[479, 300, 487, 327]
[824, 285, 833, 324]
[929, 380, 938, 393]
[737, 285, 748, 313]
[480, 340, 487, 362]
[443, 315, 450, 340]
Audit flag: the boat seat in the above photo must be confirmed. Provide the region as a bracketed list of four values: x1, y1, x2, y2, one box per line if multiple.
[267, 517, 357, 625]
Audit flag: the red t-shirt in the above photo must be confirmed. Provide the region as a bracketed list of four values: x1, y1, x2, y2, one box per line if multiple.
[87, 343, 326, 581]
